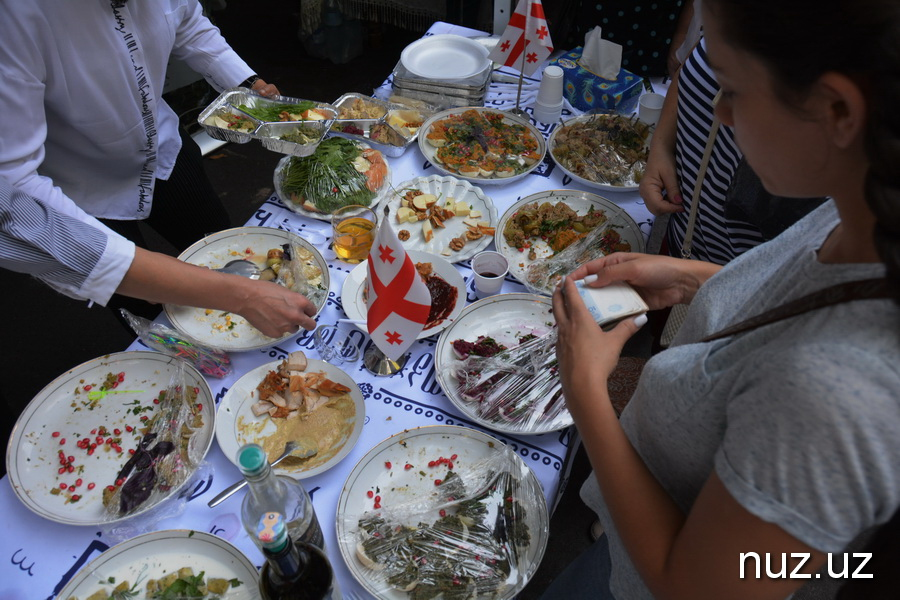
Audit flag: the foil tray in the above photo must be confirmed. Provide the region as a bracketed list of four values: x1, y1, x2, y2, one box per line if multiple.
[327, 92, 435, 157]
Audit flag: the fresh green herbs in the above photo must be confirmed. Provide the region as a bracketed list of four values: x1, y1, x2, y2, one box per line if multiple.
[280, 138, 375, 213]
[237, 101, 317, 122]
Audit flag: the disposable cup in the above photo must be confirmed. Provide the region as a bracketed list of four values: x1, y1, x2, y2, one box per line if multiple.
[471, 251, 509, 297]
[536, 65, 564, 105]
[638, 92, 665, 126]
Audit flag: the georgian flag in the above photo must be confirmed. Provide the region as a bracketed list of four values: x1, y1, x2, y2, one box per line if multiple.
[487, 0, 554, 77]
[366, 222, 431, 361]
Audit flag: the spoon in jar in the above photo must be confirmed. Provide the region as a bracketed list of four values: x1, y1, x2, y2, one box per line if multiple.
[214, 259, 261, 280]
[207, 439, 318, 507]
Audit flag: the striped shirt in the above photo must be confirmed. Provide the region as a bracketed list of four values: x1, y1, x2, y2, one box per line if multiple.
[0, 178, 135, 306]
[668, 38, 766, 264]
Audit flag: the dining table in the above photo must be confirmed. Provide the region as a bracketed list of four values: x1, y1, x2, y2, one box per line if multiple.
[0, 20, 666, 600]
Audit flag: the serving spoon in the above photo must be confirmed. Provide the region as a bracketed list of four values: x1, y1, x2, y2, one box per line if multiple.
[207, 439, 318, 507]
[214, 259, 261, 280]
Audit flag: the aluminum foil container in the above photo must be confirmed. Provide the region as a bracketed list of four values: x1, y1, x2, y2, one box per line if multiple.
[327, 93, 434, 157]
[198, 87, 336, 154]
[258, 121, 330, 157]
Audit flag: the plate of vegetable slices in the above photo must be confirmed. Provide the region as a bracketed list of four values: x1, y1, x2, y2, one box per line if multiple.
[274, 137, 392, 221]
[549, 112, 652, 192]
[386, 175, 497, 263]
[418, 107, 546, 185]
[215, 355, 365, 480]
[6, 351, 214, 526]
[495, 190, 645, 291]
[434, 293, 572, 435]
[336, 425, 549, 600]
[57, 529, 258, 600]
[341, 250, 466, 339]
[164, 227, 329, 352]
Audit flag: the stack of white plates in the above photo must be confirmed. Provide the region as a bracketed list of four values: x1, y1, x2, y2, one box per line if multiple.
[393, 34, 492, 107]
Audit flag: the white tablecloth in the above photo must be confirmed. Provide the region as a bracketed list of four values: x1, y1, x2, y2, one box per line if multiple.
[0, 21, 664, 600]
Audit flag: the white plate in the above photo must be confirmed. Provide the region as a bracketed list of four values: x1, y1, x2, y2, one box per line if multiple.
[495, 190, 646, 290]
[336, 425, 549, 600]
[400, 34, 491, 80]
[548, 113, 651, 192]
[57, 529, 258, 600]
[418, 107, 547, 186]
[340, 250, 466, 339]
[273, 143, 392, 221]
[386, 175, 497, 263]
[6, 351, 214, 526]
[435, 293, 571, 435]
[215, 358, 364, 479]
[164, 227, 329, 352]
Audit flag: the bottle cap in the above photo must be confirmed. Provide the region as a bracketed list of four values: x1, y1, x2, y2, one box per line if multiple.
[257, 511, 289, 552]
[237, 443, 268, 475]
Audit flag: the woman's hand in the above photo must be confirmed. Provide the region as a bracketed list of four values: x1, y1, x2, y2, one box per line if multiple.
[641, 144, 684, 216]
[552, 276, 647, 409]
[566, 253, 720, 310]
[250, 78, 280, 98]
[233, 279, 318, 337]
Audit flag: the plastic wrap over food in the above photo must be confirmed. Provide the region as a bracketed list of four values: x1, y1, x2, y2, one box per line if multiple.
[345, 446, 543, 599]
[550, 112, 651, 187]
[121, 309, 233, 378]
[99, 361, 209, 524]
[521, 223, 618, 296]
[445, 330, 569, 433]
[274, 240, 329, 308]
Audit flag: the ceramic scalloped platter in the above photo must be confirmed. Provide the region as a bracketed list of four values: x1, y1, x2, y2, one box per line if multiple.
[336, 425, 549, 600]
[56, 529, 258, 600]
[273, 142, 393, 222]
[164, 226, 329, 352]
[387, 175, 497, 263]
[400, 34, 491, 80]
[495, 189, 646, 292]
[548, 112, 651, 192]
[434, 293, 569, 435]
[341, 249, 466, 340]
[418, 107, 547, 186]
[6, 351, 214, 526]
[215, 358, 365, 479]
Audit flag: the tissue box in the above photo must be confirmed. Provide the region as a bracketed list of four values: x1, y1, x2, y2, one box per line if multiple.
[551, 47, 643, 114]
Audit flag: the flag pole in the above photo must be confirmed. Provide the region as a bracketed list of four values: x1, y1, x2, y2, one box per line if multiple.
[509, 40, 528, 117]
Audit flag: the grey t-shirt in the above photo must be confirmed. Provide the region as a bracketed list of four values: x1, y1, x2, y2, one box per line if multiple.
[582, 201, 900, 598]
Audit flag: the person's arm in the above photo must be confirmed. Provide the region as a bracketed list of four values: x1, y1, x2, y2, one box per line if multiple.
[118, 248, 317, 336]
[667, 0, 696, 77]
[552, 277, 827, 600]
[639, 74, 684, 216]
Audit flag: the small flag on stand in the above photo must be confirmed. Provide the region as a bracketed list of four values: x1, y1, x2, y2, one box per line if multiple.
[488, 0, 554, 77]
[366, 222, 431, 362]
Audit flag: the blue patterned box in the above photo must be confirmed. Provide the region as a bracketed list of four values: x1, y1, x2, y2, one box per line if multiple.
[551, 47, 643, 114]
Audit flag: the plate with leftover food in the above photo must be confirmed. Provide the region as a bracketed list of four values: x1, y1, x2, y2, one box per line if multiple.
[495, 190, 645, 292]
[274, 137, 392, 220]
[336, 425, 549, 600]
[419, 107, 546, 185]
[549, 112, 652, 192]
[57, 529, 257, 600]
[434, 293, 573, 434]
[215, 353, 364, 479]
[6, 351, 214, 526]
[386, 175, 497, 263]
[164, 227, 328, 352]
[341, 250, 466, 339]
[400, 34, 491, 80]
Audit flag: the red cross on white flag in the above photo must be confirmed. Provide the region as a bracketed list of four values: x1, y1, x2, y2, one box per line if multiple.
[487, 0, 554, 77]
[366, 222, 432, 361]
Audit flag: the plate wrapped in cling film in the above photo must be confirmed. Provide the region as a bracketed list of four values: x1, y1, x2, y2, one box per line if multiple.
[100, 361, 210, 524]
[268, 240, 329, 309]
[522, 222, 632, 296]
[345, 445, 543, 599]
